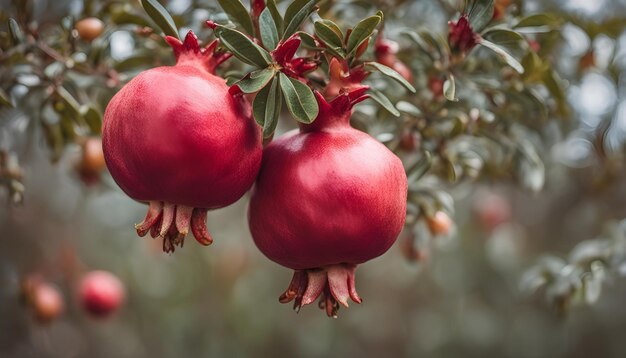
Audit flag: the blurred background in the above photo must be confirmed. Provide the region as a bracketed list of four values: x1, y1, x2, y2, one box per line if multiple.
[2, 0, 626, 357]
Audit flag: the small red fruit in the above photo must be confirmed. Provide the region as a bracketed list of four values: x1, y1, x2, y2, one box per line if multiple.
[426, 211, 453, 236]
[103, 31, 262, 252]
[29, 282, 65, 323]
[75, 17, 104, 42]
[77, 137, 106, 185]
[473, 192, 511, 232]
[248, 89, 408, 317]
[79, 270, 125, 318]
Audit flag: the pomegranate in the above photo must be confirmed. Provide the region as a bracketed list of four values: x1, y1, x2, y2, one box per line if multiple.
[248, 89, 408, 317]
[426, 211, 453, 236]
[79, 270, 125, 318]
[76, 137, 106, 185]
[75, 17, 104, 42]
[473, 192, 511, 232]
[103, 31, 263, 252]
[22, 278, 64, 323]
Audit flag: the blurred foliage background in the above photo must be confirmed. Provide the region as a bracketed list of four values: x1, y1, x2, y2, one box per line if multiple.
[1, 0, 626, 357]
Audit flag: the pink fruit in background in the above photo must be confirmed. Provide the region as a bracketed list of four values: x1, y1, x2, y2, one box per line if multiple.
[473, 192, 511, 232]
[248, 89, 408, 317]
[102, 31, 263, 252]
[32, 282, 64, 323]
[426, 211, 453, 236]
[79, 270, 125, 318]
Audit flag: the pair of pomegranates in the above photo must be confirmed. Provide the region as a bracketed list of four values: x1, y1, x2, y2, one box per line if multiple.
[102, 31, 408, 316]
[21, 271, 124, 323]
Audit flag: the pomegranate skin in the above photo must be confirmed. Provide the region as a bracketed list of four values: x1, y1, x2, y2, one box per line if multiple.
[102, 32, 262, 252]
[103, 48, 261, 209]
[79, 271, 125, 318]
[248, 92, 407, 270]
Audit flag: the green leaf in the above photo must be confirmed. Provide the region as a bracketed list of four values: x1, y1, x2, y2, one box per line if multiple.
[346, 14, 381, 56]
[467, 0, 494, 32]
[407, 151, 432, 183]
[234, 68, 276, 93]
[482, 29, 525, 45]
[259, 8, 280, 49]
[8, 18, 24, 45]
[367, 88, 400, 117]
[80, 105, 102, 133]
[479, 39, 524, 74]
[283, 0, 319, 40]
[278, 73, 318, 123]
[314, 20, 345, 58]
[141, 0, 179, 39]
[0, 88, 12, 107]
[213, 25, 272, 67]
[364, 62, 416, 93]
[514, 14, 561, 31]
[443, 73, 458, 102]
[267, 0, 284, 35]
[217, 0, 254, 35]
[253, 77, 282, 138]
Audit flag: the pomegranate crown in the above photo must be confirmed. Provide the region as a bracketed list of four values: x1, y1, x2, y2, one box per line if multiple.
[165, 30, 232, 74]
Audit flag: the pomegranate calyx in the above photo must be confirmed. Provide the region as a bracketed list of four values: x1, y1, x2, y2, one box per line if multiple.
[279, 264, 361, 318]
[165, 30, 232, 74]
[301, 89, 369, 132]
[135, 201, 213, 253]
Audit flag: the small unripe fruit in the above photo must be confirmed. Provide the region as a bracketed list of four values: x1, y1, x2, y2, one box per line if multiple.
[473, 192, 511, 232]
[79, 271, 125, 318]
[77, 137, 106, 185]
[32, 283, 64, 323]
[426, 211, 453, 236]
[75, 18, 104, 42]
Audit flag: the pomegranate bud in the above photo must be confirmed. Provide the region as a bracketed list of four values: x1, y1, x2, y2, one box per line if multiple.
[448, 14, 479, 54]
[426, 211, 453, 236]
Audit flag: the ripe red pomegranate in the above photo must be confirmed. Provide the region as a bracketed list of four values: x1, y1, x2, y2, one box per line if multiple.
[79, 270, 125, 318]
[248, 89, 408, 317]
[103, 31, 263, 252]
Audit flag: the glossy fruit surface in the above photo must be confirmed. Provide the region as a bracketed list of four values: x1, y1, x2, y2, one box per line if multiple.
[79, 270, 125, 318]
[249, 90, 407, 316]
[102, 31, 262, 252]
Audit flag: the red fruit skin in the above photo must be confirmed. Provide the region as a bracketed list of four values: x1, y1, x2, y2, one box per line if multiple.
[79, 271, 125, 318]
[102, 34, 262, 209]
[249, 94, 408, 270]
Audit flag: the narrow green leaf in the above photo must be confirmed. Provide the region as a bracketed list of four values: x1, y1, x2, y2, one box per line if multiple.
[283, 0, 319, 40]
[467, 0, 494, 32]
[479, 39, 524, 74]
[407, 151, 432, 183]
[482, 29, 525, 45]
[278, 73, 318, 123]
[141, 0, 179, 39]
[259, 8, 280, 50]
[56, 87, 82, 116]
[213, 25, 272, 67]
[443, 73, 458, 102]
[367, 88, 400, 117]
[0, 88, 12, 107]
[267, 0, 284, 35]
[364, 62, 416, 93]
[314, 20, 345, 57]
[80, 105, 102, 133]
[8, 18, 24, 44]
[253, 77, 282, 137]
[234, 68, 276, 93]
[217, 0, 254, 35]
[346, 15, 381, 56]
[514, 14, 561, 30]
